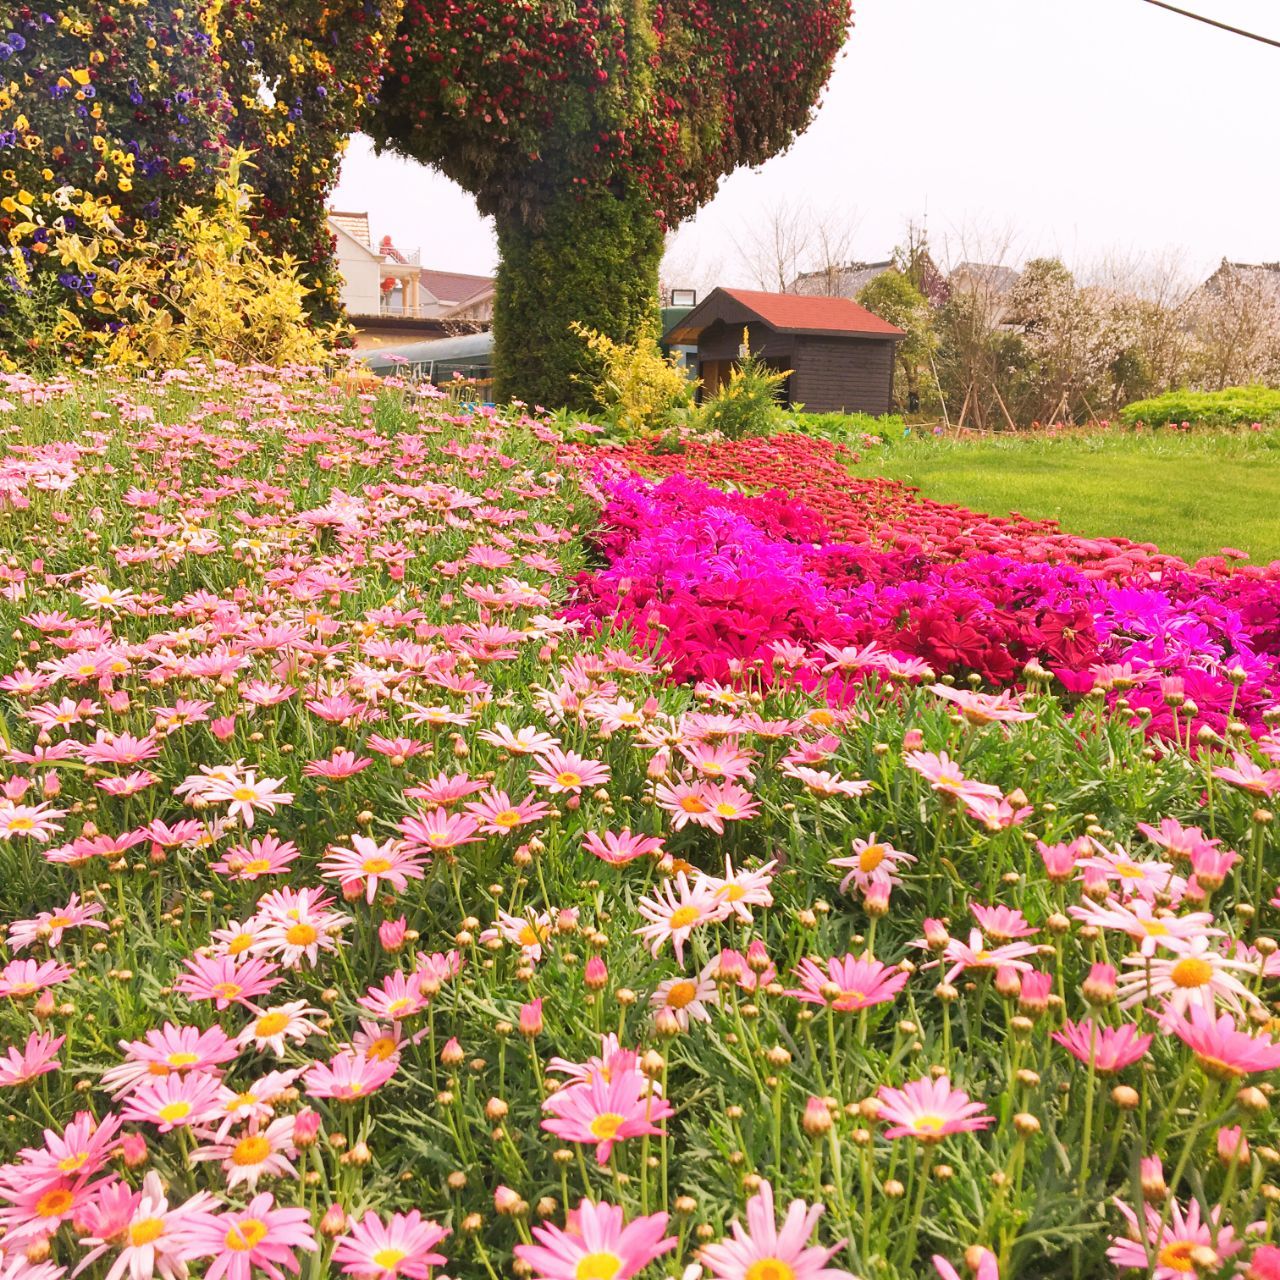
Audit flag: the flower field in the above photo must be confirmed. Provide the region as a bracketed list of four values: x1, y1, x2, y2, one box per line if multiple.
[1, 367, 1280, 1280]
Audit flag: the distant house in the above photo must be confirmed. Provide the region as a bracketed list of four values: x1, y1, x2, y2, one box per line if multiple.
[1193, 259, 1280, 303]
[664, 287, 904, 415]
[789, 251, 950, 306]
[326, 211, 498, 352]
[328, 212, 383, 318]
[948, 261, 1023, 326]
[419, 270, 495, 325]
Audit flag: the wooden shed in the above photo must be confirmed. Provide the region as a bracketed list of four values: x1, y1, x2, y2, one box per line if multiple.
[663, 288, 905, 415]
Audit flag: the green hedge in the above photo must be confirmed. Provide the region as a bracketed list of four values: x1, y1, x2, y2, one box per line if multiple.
[787, 410, 908, 445]
[1119, 385, 1280, 427]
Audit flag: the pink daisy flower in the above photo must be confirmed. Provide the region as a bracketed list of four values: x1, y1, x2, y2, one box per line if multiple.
[698, 1180, 853, 1280]
[514, 1200, 674, 1280]
[541, 1067, 674, 1165]
[75, 1169, 214, 1280]
[190, 1115, 298, 1192]
[1051, 1019, 1153, 1074]
[0, 1031, 64, 1087]
[875, 1076, 993, 1143]
[464, 789, 551, 835]
[1117, 937, 1259, 1015]
[121, 1072, 225, 1132]
[331, 1210, 450, 1280]
[787, 954, 910, 1013]
[634, 873, 730, 964]
[529, 747, 611, 794]
[303, 1049, 398, 1102]
[396, 807, 481, 855]
[1106, 1197, 1240, 1279]
[1163, 1003, 1280, 1079]
[211, 835, 300, 880]
[0, 957, 74, 999]
[320, 837, 426, 904]
[828, 834, 915, 895]
[101, 1023, 238, 1097]
[582, 829, 664, 865]
[7, 893, 106, 951]
[173, 954, 282, 1011]
[176, 1193, 316, 1280]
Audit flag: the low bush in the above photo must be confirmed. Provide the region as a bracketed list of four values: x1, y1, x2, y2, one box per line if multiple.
[788, 409, 908, 445]
[1119, 384, 1280, 428]
[700, 332, 791, 439]
[569, 321, 695, 436]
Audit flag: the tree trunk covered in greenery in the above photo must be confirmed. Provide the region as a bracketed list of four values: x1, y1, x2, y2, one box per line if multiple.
[494, 186, 662, 409]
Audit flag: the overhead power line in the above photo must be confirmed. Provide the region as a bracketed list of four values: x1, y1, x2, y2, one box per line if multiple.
[1140, 0, 1280, 49]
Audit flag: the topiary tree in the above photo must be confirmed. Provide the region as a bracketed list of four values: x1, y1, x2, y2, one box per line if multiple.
[366, 1, 851, 407]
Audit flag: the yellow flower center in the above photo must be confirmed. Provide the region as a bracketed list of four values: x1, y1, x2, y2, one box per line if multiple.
[46, 915, 71, 928]
[714, 802, 740, 818]
[806, 709, 835, 727]
[130, 1217, 165, 1247]
[227, 934, 254, 955]
[36, 1188, 74, 1217]
[665, 980, 698, 1009]
[57, 1153, 88, 1172]
[254, 1012, 290, 1038]
[679, 795, 709, 814]
[1142, 920, 1169, 936]
[285, 923, 318, 946]
[859, 845, 886, 873]
[1170, 957, 1214, 988]
[362, 857, 393, 875]
[1115, 862, 1144, 880]
[1156, 1240, 1199, 1272]
[910, 1113, 947, 1135]
[745, 1260, 797, 1280]
[667, 906, 700, 930]
[588, 1112, 625, 1141]
[211, 982, 243, 1000]
[555, 771, 582, 789]
[493, 810, 521, 829]
[157, 1101, 192, 1124]
[243, 858, 272, 874]
[224, 1218, 269, 1251]
[7, 816, 35, 831]
[231, 1135, 272, 1167]
[166, 1051, 200, 1067]
[372, 1248, 408, 1271]
[575, 1253, 623, 1280]
[231, 787, 258, 803]
[366, 1036, 398, 1061]
[517, 924, 546, 947]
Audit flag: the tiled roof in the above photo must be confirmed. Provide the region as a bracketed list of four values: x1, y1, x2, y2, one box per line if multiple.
[420, 269, 494, 305]
[328, 211, 371, 249]
[716, 288, 905, 337]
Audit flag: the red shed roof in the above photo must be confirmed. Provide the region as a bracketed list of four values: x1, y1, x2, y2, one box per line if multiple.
[665, 287, 904, 345]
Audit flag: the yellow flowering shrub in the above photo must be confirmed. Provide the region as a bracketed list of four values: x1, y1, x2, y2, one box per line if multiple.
[49, 151, 343, 368]
[570, 321, 695, 435]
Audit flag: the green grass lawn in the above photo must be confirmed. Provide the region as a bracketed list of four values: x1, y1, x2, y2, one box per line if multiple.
[848, 427, 1280, 565]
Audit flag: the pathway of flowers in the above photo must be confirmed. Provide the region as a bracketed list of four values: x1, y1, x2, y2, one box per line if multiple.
[0, 368, 1279, 1280]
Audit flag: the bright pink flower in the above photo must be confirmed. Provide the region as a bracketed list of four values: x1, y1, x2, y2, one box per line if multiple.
[876, 1076, 993, 1143]
[582, 829, 664, 865]
[320, 837, 426, 904]
[173, 953, 281, 1011]
[303, 1049, 398, 1102]
[514, 1200, 674, 1280]
[1051, 1019, 1152, 1074]
[0, 1030, 64, 1087]
[541, 1067, 673, 1164]
[698, 1180, 853, 1280]
[332, 1210, 450, 1280]
[1107, 1197, 1240, 1280]
[1163, 1004, 1280, 1079]
[176, 1193, 316, 1280]
[121, 1072, 225, 1132]
[787, 954, 909, 1012]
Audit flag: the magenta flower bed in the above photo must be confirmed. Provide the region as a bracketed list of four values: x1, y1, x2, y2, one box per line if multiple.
[570, 470, 1280, 738]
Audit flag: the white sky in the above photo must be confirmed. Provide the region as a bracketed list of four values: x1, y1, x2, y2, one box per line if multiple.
[331, 0, 1280, 288]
